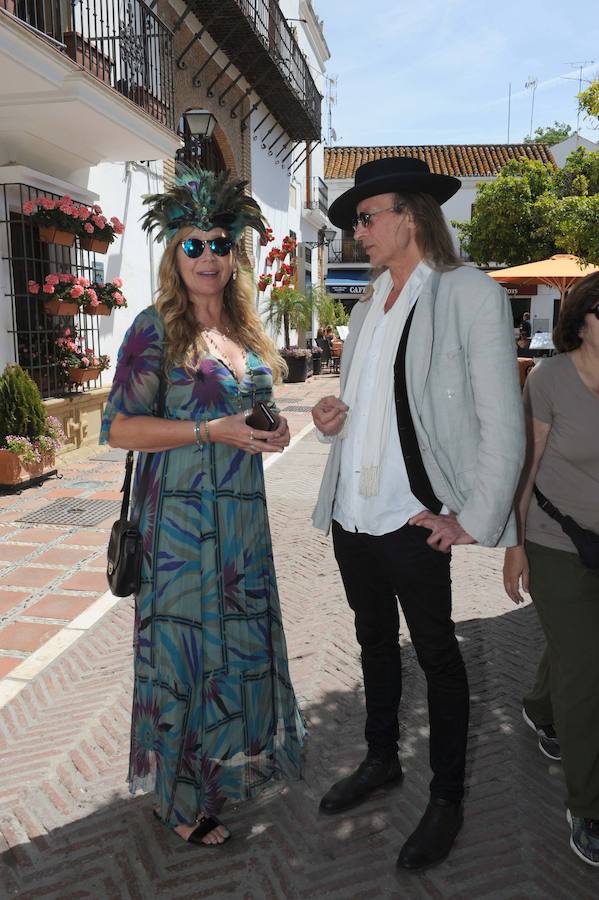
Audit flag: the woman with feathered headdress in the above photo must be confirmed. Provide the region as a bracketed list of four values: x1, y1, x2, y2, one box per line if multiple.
[100, 166, 304, 846]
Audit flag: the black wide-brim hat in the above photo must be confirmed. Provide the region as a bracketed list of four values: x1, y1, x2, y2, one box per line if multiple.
[328, 156, 461, 229]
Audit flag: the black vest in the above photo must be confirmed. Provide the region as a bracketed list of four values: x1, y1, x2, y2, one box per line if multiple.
[393, 303, 442, 514]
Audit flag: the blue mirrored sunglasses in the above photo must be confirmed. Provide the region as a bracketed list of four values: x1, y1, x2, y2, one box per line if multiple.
[180, 237, 233, 258]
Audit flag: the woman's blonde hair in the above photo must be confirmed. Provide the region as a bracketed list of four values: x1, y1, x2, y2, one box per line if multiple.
[155, 227, 286, 382]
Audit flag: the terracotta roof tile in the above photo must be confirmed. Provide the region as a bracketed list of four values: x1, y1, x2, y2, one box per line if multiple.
[324, 144, 556, 179]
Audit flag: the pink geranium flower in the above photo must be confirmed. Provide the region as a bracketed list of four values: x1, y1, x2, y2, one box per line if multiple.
[22, 201, 36, 215]
[83, 222, 94, 233]
[42, 284, 55, 294]
[80, 356, 90, 367]
[75, 276, 90, 287]
[92, 214, 107, 230]
[28, 280, 40, 294]
[112, 276, 123, 287]
[69, 285, 84, 299]
[93, 204, 103, 214]
[45, 274, 60, 286]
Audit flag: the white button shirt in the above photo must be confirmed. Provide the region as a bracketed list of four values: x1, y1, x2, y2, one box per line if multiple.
[333, 261, 434, 536]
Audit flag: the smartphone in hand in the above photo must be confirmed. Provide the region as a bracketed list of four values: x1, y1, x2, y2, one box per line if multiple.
[245, 402, 280, 432]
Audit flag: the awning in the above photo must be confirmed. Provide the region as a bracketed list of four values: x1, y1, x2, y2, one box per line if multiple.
[326, 268, 370, 295]
[488, 255, 599, 302]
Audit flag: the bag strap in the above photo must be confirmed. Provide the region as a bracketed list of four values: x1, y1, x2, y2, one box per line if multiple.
[118, 450, 135, 520]
[533, 484, 566, 526]
[118, 369, 166, 526]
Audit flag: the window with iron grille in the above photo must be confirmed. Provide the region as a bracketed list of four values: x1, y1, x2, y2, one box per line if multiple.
[0, 183, 104, 400]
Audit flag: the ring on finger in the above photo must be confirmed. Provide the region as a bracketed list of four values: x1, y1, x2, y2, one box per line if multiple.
[249, 431, 254, 441]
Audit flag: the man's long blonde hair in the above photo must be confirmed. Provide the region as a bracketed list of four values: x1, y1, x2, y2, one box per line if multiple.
[155, 227, 286, 381]
[361, 192, 461, 302]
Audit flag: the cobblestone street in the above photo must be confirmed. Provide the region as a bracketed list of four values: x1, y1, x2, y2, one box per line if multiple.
[0, 376, 596, 898]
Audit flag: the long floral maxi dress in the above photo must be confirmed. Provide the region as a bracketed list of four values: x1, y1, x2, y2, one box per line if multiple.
[100, 306, 305, 827]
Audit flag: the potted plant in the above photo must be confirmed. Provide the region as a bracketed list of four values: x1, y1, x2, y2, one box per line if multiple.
[82, 277, 127, 315]
[311, 345, 323, 375]
[55, 328, 110, 385]
[28, 272, 97, 316]
[265, 285, 314, 382]
[0, 365, 65, 488]
[78, 204, 125, 253]
[22, 195, 88, 247]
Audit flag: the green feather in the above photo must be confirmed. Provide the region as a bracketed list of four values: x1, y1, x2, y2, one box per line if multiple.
[141, 164, 268, 243]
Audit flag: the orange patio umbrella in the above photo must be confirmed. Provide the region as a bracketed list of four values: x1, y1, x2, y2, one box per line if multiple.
[488, 254, 599, 302]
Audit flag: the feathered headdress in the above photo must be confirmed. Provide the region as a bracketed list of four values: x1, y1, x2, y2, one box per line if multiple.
[140, 164, 268, 243]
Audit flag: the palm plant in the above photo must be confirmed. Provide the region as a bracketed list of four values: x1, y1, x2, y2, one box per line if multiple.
[265, 286, 313, 349]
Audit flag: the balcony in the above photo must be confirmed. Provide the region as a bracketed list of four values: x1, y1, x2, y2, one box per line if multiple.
[186, 0, 321, 140]
[305, 176, 328, 214]
[328, 239, 370, 265]
[0, 0, 180, 166]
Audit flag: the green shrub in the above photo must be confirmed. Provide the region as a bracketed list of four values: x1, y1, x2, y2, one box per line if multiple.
[0, 364, 48, 448]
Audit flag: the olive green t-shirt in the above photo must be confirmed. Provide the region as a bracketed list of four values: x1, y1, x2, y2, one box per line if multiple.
[524, 353, 599, 554]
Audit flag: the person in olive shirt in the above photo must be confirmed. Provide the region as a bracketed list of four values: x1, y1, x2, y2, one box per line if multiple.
[504, 272, 599, 868]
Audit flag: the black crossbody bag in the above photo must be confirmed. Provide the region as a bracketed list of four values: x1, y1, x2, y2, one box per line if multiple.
[107, 373, 165, 596]
[534, 485, 599, 571]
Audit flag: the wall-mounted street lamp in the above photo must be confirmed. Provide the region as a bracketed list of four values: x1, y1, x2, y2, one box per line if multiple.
[183, 109, 217, 140]
[176, 109, 221, 167]
[304, 227, 336, 250]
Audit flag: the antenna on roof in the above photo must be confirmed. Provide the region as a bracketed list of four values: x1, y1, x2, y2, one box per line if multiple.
[524, 76, 538, 140]
[563, 60, 595, 133]
[327, 75, 338, 145]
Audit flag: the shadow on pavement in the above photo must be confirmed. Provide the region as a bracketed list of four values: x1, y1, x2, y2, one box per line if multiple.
[1, 603, 597, 899]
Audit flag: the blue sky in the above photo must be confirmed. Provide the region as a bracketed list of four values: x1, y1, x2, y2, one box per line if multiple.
[315, 0, 598, 146]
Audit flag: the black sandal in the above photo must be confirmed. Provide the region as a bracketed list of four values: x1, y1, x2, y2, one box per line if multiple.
[153, 809, 231, 846]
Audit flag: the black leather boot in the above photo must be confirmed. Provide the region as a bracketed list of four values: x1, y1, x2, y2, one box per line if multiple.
[396, 797, 463, 870]
[319, 753, 403, 814]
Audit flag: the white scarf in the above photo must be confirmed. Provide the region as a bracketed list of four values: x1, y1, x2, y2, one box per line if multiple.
[340, 265, 430, 497]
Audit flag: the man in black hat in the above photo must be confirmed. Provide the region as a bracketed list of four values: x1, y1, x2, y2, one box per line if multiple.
[311, 157, 524, 870]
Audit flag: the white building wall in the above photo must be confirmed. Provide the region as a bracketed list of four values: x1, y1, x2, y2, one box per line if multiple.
[250, 0, 330, 348]
[85, 160, 164, 380]
[550, 134, 598, 168]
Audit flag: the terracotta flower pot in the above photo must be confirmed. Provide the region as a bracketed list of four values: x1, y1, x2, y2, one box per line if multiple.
[82, 302, 111, 316]
[67, 366, 101, 384]
[79, 236, 110, 254]
[44, 299, 80, 316]
[0, 449, 55, 488]
[38, 226, 77, 247]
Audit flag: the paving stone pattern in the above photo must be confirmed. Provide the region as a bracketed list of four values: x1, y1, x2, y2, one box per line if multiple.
[0, 382, 596, 898]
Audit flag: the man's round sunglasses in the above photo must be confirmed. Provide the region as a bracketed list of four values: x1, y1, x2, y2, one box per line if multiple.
[352, 203, 405, 231]
[181, 237, 233, 258]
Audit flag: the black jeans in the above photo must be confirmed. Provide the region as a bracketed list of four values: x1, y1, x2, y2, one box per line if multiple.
[332, 519, 469, 802]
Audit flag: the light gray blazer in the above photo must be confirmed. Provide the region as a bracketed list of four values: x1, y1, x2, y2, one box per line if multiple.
[312, 265, 525, 547]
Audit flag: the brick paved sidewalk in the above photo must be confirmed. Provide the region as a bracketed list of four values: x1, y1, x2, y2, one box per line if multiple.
[0, 376, 337, 695]
[1, 382, 597, 898]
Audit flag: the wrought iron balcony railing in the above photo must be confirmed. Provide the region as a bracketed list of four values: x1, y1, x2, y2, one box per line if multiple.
[328, 240, 370, 265]
[2, 0, 176, 132]
[186, 0, 322, 141]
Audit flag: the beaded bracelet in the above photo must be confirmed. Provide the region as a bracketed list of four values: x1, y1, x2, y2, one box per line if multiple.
[203, 419, 211, 443]
[193, 420, 203, 446]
